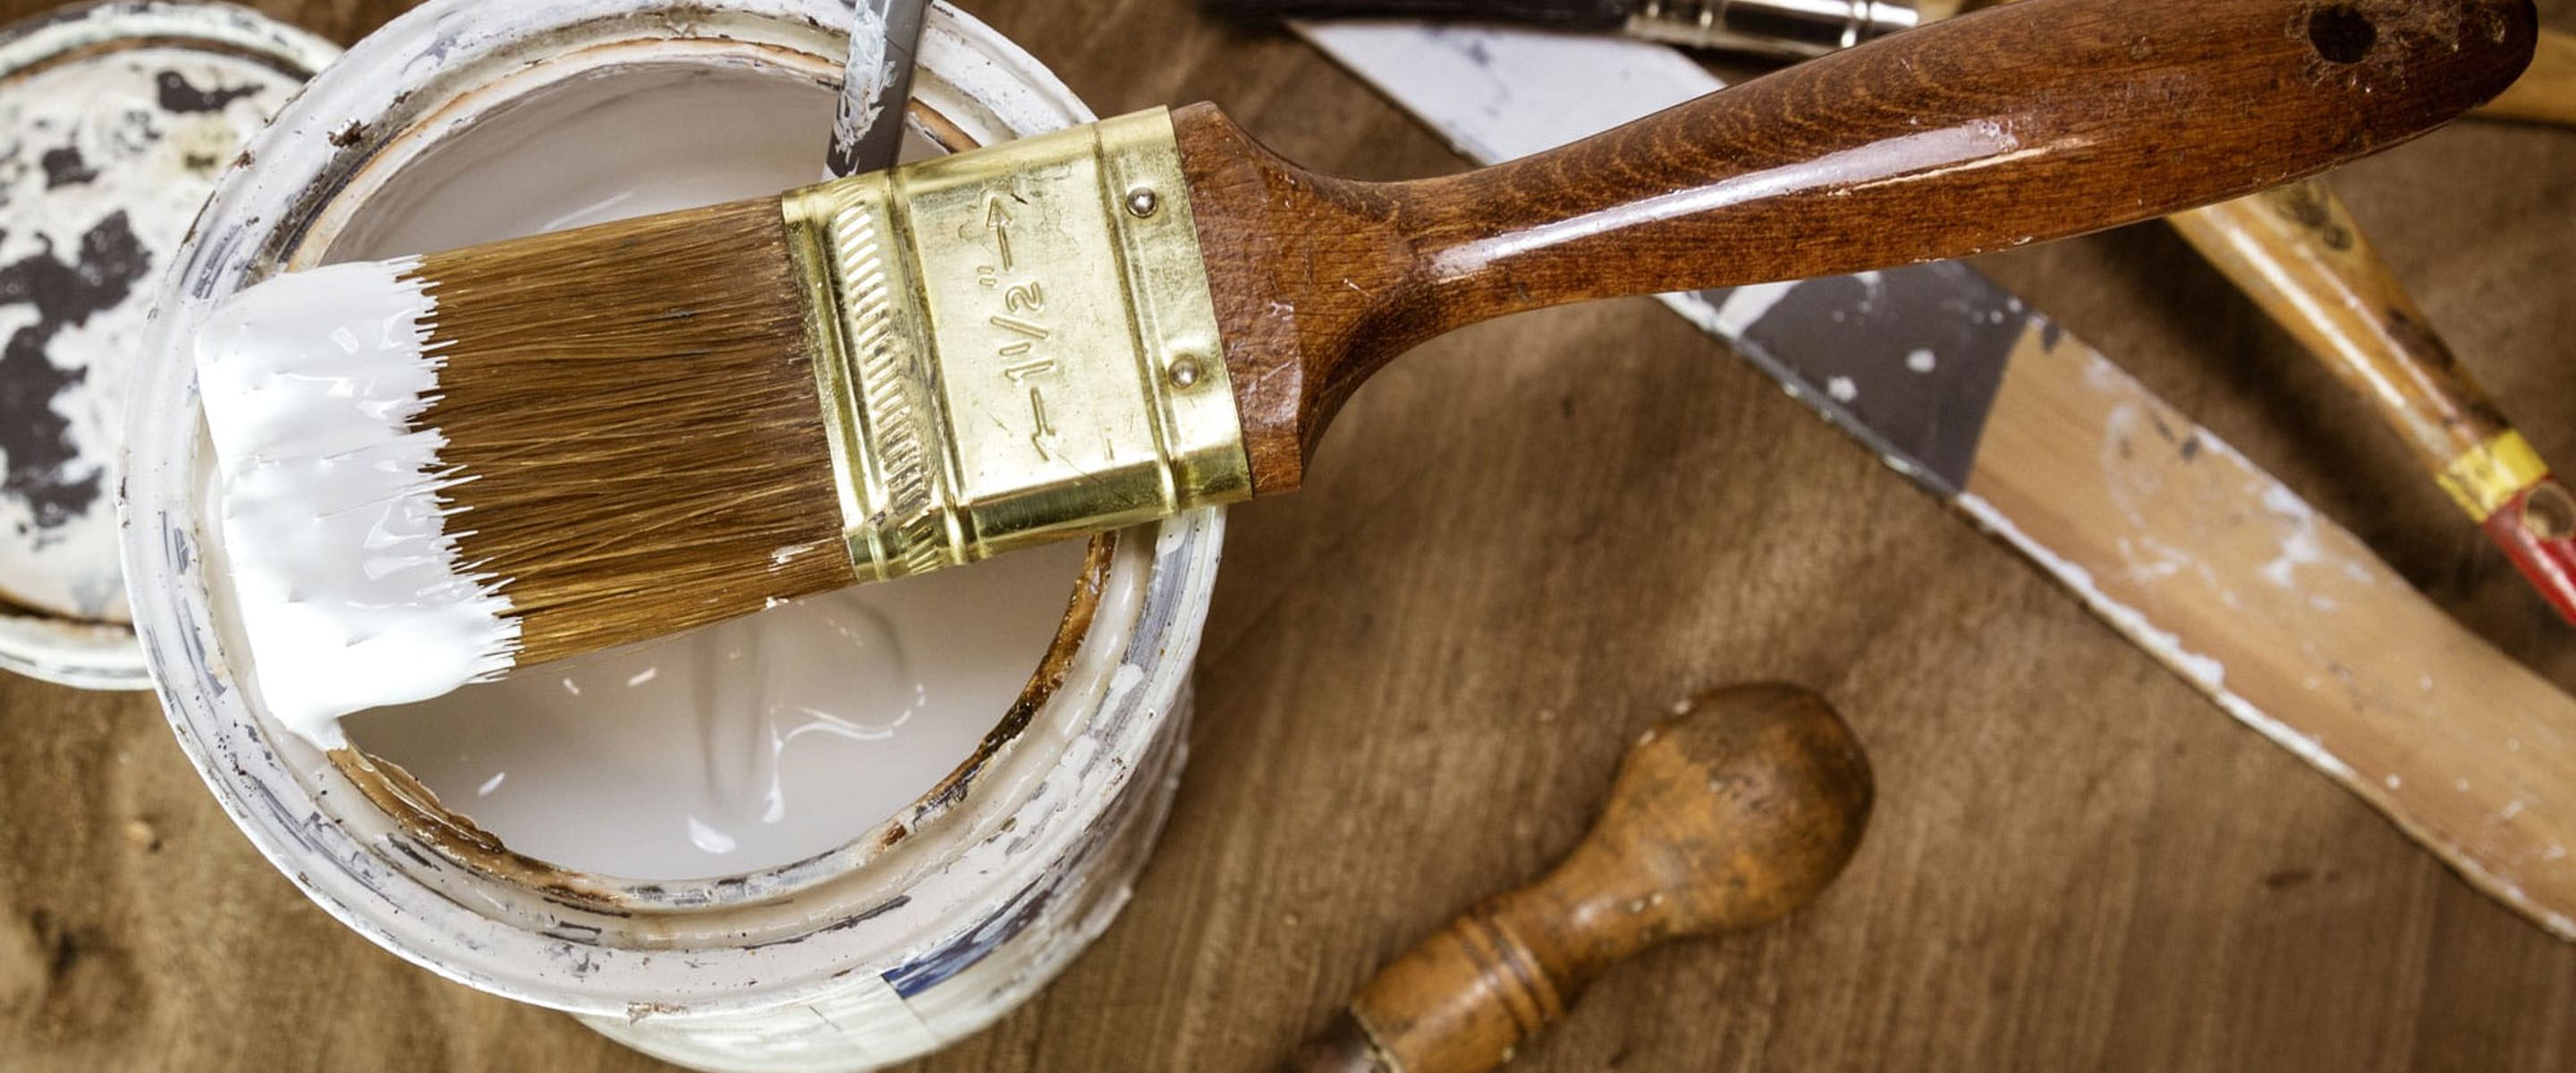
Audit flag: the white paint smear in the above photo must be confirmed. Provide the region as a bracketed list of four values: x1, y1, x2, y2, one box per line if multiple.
[194, 260, 520, 748]
[1958, 493, 2355, 782]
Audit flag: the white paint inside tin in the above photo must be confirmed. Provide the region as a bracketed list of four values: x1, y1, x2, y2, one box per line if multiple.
[349, 545, 1090, 879]
[224, 61, 1091, 879]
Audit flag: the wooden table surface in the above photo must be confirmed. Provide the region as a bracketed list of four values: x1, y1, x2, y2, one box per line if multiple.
[7, 0, 2576, 1069]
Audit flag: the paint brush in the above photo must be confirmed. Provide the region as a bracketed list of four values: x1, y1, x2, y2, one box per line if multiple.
[191, 0, 2535, 733]
[2169, 180, 2576, 625]
[828, 0, 930, 179]
[1208, 0, 1970, 59]
[1284, 684, 1872, 1073]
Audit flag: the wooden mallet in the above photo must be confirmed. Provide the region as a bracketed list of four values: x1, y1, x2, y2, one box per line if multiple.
[1284, 684, 1875, 1073]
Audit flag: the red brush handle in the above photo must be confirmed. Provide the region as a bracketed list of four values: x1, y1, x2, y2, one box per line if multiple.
[2482, 478, 2576, 624]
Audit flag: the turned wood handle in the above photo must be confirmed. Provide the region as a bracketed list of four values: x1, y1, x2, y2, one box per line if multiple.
[2168, 182, 2576, 624]
[1284, 684, 1874, 1073]
[2482, 27, 2576, 127]
[1177, 0, 2538, 492]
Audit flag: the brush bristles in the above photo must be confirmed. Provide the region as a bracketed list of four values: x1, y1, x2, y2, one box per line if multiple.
[411, 199, 854, 667]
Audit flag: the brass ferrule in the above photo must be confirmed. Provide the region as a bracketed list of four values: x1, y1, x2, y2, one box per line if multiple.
[2439, 430, 2550, 521]
[1626, 0, 1921, 58]
[782, 107, 1252, 583]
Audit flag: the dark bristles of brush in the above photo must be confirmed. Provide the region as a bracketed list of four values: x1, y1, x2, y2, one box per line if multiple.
[1201, 0, 1631, 28]
[408, 199, 853, 666]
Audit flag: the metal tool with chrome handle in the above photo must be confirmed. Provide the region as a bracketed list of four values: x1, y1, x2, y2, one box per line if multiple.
[1204, 0, 1947, 60]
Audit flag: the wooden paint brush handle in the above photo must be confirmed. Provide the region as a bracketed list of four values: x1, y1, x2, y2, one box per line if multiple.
[1284, 684, 1873, 1073]
[2482, 27, 2576, 127]
[1179, 0, 2538, 491]
[2169, 182, 2576, 624]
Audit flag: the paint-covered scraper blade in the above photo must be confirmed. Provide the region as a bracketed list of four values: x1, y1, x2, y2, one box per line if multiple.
[1298, 21, 2576, 941]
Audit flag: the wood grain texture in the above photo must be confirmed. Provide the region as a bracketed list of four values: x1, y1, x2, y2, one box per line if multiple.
[5, 1, 2576, 1071]
[2170, 182, 2511, 470]
[1178, 0, 2539, 491]
[2486, 27, 2576, 126]
[1962, 313, 2576, 941]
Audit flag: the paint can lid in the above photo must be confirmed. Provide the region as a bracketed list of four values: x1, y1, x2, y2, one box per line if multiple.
[0, 2, 335, 690]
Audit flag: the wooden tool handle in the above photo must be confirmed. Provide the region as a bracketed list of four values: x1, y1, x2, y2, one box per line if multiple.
[1285, 684, 1874, 1073]
[2481, 27, 2576, 127]
[1178, 0, 2538, 492]
[2168, 181, 2576, 624]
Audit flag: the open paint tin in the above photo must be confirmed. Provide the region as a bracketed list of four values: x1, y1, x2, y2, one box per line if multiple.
[121, 2, 1222, 1069]
[0, 1, 333, 689]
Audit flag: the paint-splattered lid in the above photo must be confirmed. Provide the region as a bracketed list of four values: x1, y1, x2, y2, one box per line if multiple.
[0, 2, 335, 690]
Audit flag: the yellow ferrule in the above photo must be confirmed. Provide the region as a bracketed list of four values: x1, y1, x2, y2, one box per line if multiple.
[2437, 430, 2551, 521]
[781, 107, 1252, 582]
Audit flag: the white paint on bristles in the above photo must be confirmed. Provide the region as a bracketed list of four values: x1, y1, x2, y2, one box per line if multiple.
[193, 259, 520, 748]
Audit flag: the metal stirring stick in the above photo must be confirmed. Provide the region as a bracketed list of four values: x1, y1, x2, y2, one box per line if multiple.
[831, 0, 931, 178]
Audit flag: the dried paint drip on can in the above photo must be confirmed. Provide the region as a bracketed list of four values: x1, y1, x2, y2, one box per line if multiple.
[124, 4, 1219, 1071]
[0, 3, 335, 689]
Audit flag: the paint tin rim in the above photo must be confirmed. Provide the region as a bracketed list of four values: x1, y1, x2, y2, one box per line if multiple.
[122, 0, 1221, 1035]
[279, 30, 1123, 911]
[0, 0, 335, 692]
